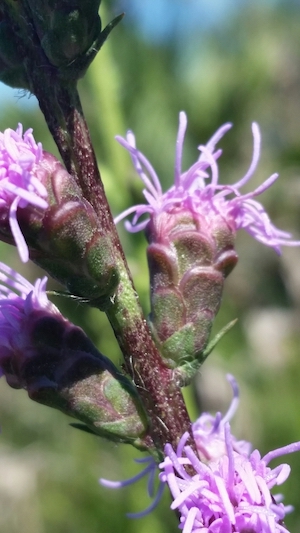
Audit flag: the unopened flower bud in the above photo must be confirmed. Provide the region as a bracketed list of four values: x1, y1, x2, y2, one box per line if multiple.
[145, 207, 237, 367]
[115, 113, 300, 369]
[0, 263, 148, 448]
[28, 0, 102, 67]
[0, 19, 29, 88]
[0, 124, 118, 302]
[3, 0, 123, 82]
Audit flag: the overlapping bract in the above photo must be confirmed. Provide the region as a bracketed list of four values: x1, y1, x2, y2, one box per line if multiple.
[0, 263, 147, 447]
[0, 125, 118, 302]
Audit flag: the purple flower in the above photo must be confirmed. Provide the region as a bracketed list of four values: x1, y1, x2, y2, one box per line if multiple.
[0, 261, 61, 387]
[159, 375, 300, 533]
[99, 376, 300, 530]
[115, 113, 300, 254]
[0, 125, 48, 262]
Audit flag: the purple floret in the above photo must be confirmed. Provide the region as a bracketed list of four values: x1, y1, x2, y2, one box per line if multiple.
[0, 261, 56, 313]
[100, 455, 164, 518]
[99, 375, 300, 531]
[159, 375, 300, 533]
[0, 262, 59, 386]
[115, 113, 300, 253]
[0, 124, 48, 262]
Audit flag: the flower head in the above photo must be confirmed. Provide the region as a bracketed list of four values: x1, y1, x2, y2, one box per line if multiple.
[160, 374, 300, 533]
[99, 375, 300, 530]
[0, 124, 48, 262]
[0, 262, 148, 445]
[115, 112, 300, 254]
[100, 375, 300, 533]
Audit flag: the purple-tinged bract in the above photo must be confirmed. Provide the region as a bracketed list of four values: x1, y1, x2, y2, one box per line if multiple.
[115, 112, 300, 254]
[0, 124, 48, 262]
[0, 262, 148, 445]
[159, 375, 300, 533]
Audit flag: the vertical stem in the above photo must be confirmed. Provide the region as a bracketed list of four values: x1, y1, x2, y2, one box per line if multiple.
[42, 81, 193, 453]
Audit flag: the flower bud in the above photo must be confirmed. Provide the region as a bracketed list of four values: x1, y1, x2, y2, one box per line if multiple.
[0, 264, 148, 448]
[115, 113, 300, 370]
[0, 19, 29, 88]
[146, 208, 237, 367]
[28, 0, 102, 66]
[0, 125, 118, 302]
[0, 0, 123, 82]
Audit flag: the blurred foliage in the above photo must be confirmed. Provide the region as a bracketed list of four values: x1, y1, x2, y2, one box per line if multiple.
[1, 0, 300, 531]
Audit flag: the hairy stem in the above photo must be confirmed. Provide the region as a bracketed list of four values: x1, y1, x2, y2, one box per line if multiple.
[40, 82, 192, 453]
[60, 90, 192, 454]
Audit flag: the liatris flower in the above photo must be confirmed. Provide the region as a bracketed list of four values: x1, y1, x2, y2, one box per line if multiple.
[0, 262, 148, 447]
[0, 124, 48, 262]
[115, 112, 299, 253]
[0, 125, 118, 301]
[160, 375, 300, 533]
[115, 115, 300, 371]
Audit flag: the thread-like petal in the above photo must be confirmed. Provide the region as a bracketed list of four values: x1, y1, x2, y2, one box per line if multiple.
[0, 125, 48, 262]
[115, 113, 300, 254]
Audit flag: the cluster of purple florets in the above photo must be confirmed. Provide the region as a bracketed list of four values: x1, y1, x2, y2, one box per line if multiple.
[0, 125, 48, 262]
[160, 375, 298, 533]
[115, 113, 300, 254]
[0, 261, 60, 386]
[101, 375, 300, 533]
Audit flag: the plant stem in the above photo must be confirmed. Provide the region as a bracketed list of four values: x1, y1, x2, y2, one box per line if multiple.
[39, 80, 193, 454]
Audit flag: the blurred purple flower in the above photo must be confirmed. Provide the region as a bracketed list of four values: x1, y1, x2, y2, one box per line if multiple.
[100, 375, 300, 530]
[160, 374, 300, 533]
[115, 112, 300, 254]
[0, 124, 48, 262]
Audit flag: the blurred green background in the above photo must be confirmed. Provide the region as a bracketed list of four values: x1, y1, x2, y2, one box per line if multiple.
[1, 1, 300, 531]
